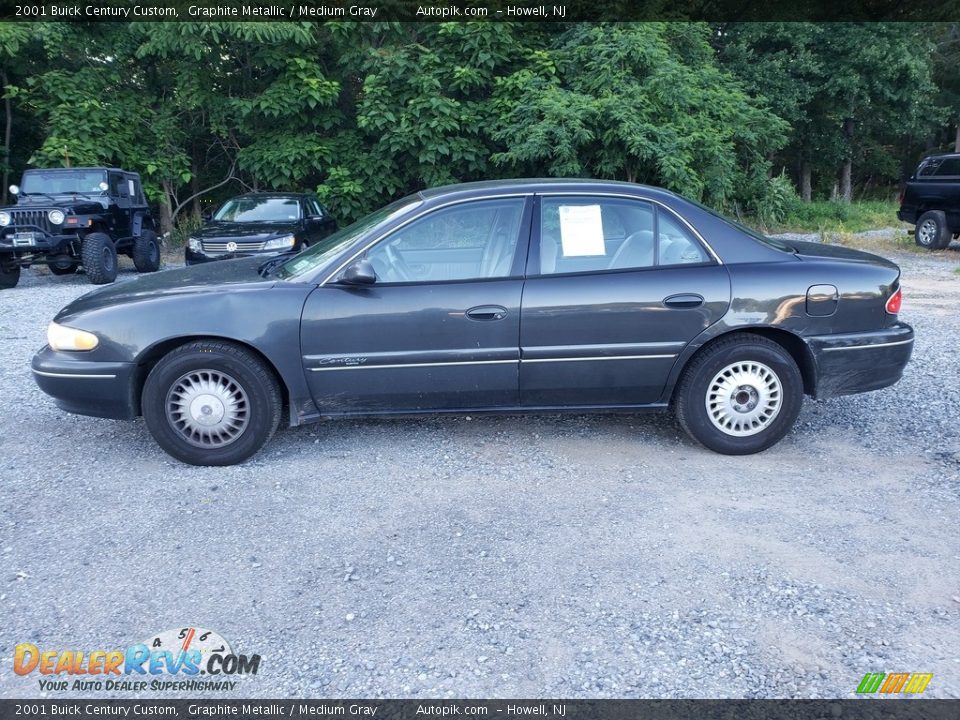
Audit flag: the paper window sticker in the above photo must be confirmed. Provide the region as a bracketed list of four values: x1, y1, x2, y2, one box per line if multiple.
[558, 205, 606, 257]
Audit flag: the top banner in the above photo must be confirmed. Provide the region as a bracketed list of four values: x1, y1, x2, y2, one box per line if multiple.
[2, 0, 960, 22]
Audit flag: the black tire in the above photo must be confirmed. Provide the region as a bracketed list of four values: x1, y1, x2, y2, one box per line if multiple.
[132, 229, 161, 273]
[49, 259, 78, 276]
[0, 259, 20, 289]
[674, 334, 804, 455]
[142, 341, 283, 466]
[80, 232, 118, 284]
[914, 210, 951, 250]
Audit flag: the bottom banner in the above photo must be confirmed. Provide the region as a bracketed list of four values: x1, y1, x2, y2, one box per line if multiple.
[0, 699, 957, 720]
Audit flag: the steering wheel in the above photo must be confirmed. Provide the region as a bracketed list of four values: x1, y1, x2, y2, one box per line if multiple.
[385, 244, 415, 282]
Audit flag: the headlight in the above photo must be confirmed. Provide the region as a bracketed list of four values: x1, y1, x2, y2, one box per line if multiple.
[47, 322, 99, 351]
[48, 209, 65, 225]
[262, 234, 296, 251]
[188, 237, 202, 251]
[0, 211, 10, 227]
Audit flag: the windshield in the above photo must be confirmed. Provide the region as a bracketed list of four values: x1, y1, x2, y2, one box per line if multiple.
[274, 196, 422, 281]
[215, 196, 302, 223]
[686, 198, 793, 253]
[21, 170, 106, 195]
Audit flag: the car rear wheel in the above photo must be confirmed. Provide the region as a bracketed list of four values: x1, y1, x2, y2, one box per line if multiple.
[915, 210, 951, 250]
[81, 232, 118, 284]
[49, 258, 78, 276]
[133, 229, 161, 273]
[675, 334, 803, 455]
[0, 259, 20, 289]
[142, 341, 282, 466]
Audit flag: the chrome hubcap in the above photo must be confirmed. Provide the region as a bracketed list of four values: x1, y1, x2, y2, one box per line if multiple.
[706, 361, 782, 437]
[166, 369, 249, 448]
[918, 219, 936, 245]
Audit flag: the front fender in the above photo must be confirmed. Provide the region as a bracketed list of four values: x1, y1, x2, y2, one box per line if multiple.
[56, 283, 319, 425]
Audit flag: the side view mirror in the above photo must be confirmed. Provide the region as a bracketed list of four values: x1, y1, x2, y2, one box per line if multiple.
[339, 259, 377, 286]
[9, 184, 18, 196]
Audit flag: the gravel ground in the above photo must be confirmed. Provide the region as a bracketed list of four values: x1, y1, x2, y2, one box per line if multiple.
[0, 240, 958, 700]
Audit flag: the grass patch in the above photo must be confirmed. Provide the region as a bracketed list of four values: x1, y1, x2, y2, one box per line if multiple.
[746, 200, 901, 234]
[827, 228, 926, 255]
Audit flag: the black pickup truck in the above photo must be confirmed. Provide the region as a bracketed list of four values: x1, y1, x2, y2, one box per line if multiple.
[898, 152, 960, 250]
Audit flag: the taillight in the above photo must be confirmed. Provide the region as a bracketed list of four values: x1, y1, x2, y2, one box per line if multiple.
[885, 287, 902, 314]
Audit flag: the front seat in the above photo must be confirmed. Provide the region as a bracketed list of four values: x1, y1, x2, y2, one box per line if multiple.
[480, 209, 520, 277]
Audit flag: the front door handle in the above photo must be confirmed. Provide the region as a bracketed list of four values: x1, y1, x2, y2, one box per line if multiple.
[465, 305, 508, 321]
[663, 293, 704, 309]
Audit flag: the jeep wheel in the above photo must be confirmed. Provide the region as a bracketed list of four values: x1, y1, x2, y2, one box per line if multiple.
[0, 259, 20, 289]
[49, 258, 78, 276]
[675, 334, 804, 455]
[81, 232, 118, 284]
[133, 229, 161, 273]
[915, 210, 951, 250]
[142, 341, 283, 466]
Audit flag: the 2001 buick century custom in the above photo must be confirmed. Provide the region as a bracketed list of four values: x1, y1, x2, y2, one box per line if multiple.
[32, 180, 914, 466]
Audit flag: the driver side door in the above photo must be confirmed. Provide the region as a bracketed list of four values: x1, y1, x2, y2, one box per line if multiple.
[300, 196, 532, 414]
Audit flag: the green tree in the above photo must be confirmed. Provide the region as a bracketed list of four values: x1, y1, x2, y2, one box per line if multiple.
[932, 23, 960, 153]
[718, 22, 942, 202]
[314, 22, 532, 220]
[0, 23, 47, 205]
[492, 23, 788, 211]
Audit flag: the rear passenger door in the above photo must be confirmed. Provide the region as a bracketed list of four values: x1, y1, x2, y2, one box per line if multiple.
[520, 195, 731, 407]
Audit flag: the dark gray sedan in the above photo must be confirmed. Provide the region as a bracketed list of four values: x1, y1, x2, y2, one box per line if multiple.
[32, 180, 914, 466]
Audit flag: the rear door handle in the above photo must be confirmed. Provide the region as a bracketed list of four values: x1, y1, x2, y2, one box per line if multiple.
[663, 293, 704, 309]
[465, 305, 508, 321]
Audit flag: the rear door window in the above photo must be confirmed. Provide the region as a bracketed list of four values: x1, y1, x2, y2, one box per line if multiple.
[538, 197, 709, 274]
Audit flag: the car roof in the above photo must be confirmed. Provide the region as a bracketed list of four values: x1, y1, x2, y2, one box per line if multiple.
[24, 167, 132, 173]
[920, 153, 960, 161]
[416, 178, 680, 202]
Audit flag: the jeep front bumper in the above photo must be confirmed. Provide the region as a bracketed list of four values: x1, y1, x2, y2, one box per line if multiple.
[0, 229, 74, 256]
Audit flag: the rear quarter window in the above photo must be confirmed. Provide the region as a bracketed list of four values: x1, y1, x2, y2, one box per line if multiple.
[916, 157, 960, 177]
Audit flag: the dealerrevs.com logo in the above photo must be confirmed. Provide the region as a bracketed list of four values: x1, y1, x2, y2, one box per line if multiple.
[856, 672, 933, 694]
[14, 627, 260, 692]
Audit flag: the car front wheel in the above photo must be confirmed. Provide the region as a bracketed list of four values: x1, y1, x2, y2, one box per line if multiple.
[142, 341, 283, 466]
[675, 334, 803, 455]
[0, 258, 20, 289]
[81, 232, 118, 284]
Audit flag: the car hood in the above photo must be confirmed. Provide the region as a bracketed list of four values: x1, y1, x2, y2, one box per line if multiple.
[56, 257, 276, 321]
[9, 198, 105, 214]
[194, 221, 297, 240]
[789, 240, 899, 270]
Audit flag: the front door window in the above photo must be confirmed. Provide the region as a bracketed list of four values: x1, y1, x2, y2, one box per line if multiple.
[366, 198, 526, 284]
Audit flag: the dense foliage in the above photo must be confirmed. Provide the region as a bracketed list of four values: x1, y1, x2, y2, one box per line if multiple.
[0, 21, 954, 232]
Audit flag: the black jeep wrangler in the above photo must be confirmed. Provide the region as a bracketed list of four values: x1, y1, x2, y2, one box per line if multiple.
[0, 167, 161, 288]
[898, 152, 960, 250]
